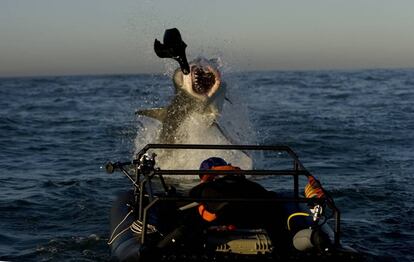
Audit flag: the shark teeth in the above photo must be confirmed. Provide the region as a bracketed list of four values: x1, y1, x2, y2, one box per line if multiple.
[192, 67, 216, 95]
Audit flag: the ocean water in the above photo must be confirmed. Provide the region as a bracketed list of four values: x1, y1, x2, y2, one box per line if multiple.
[0, 69, 413, 261]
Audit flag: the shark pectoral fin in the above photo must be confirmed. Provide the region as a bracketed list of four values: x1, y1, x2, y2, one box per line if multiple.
[225, 96, 233, 104]
[136, 108, 168, 122]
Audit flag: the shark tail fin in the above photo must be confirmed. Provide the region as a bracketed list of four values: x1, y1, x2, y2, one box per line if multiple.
[136, 108, 168, 122]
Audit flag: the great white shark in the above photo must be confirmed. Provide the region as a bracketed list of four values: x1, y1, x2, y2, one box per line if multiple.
[136, 57, 227, 144]
[135, 28, 252, 170]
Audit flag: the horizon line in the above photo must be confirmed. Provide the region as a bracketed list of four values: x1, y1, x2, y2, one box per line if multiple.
[1, 66, 414, 79]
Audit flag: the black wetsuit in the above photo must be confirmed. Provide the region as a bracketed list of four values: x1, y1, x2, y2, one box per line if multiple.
[157, 175, 283, 249]
[189, 175, 280, 227]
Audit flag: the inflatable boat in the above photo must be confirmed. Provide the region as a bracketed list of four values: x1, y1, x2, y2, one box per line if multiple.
[105, 144, 361, 261]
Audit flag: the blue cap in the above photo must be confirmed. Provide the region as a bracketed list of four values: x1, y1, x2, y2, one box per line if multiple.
[199, 157, 228, 170]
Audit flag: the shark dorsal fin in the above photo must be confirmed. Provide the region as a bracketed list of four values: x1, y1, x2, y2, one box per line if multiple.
[136, 108, 167, 122]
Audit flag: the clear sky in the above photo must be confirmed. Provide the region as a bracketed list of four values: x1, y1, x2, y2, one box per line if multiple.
[1, 0, 414, 77]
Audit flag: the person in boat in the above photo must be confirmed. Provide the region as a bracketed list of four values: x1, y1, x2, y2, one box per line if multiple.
[158, 157, 331, 251]
[157, 157, 281, 249]
[189, 157, 333, 251]
[188, 157, 281, 227]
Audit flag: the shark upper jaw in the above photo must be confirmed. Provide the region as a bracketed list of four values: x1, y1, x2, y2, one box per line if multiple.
[175, 59, 221, 101]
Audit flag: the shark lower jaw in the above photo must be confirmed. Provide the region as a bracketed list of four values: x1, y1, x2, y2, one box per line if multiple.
[191, 65, 221, 96]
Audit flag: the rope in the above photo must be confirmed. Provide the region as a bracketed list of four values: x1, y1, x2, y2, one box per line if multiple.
[107, 209, 159, 245]
[130, 220, 159, 235]
[107, 209, 133, 245]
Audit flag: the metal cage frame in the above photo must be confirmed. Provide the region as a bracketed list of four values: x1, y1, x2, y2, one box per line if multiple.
[106, 144, 341, 246]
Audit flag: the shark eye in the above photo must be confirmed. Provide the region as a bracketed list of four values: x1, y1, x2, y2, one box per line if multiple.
[192, 67, 216, 95]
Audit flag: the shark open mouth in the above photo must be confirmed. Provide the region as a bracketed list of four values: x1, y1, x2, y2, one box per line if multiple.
[191, 65, 217, 95]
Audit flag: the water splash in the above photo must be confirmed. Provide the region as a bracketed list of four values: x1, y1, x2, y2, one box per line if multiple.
[133, 74, 256, 178]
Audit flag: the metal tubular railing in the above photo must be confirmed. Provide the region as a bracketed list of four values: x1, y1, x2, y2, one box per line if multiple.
[152, 169, 310, 176]
[137, 144, 305, 169]
[108, 144, 341, 247]
[134, 143, 311, 200]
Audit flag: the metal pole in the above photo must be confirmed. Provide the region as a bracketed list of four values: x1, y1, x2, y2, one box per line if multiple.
[334, 208, 341, 246]
[138, 179, 147, 221]
[294, 161, 299, 198]
[141, 198, 160, 244]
